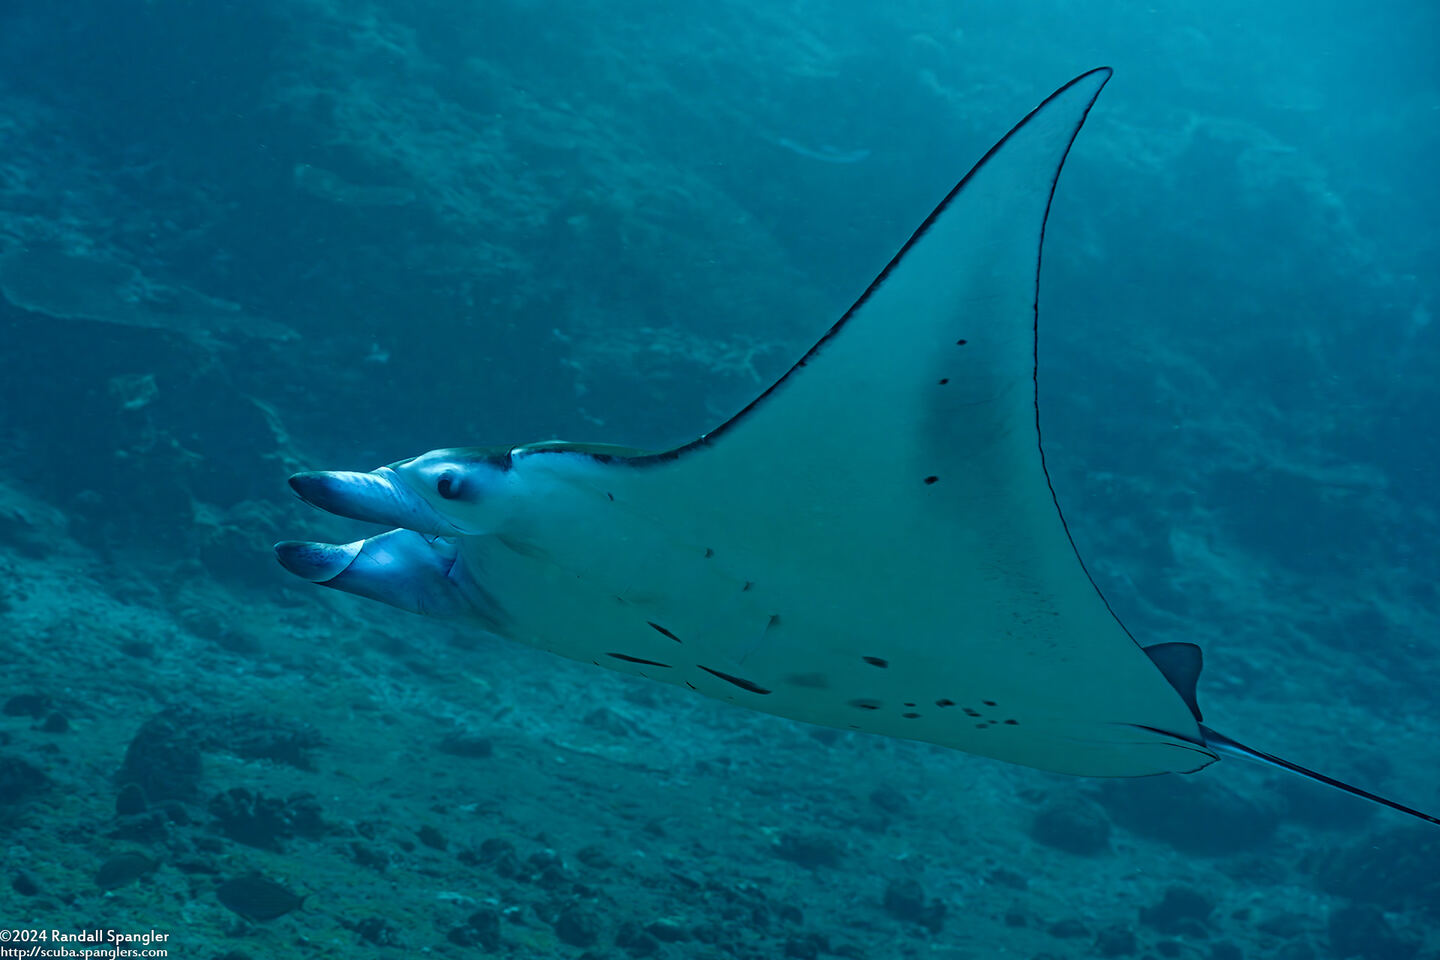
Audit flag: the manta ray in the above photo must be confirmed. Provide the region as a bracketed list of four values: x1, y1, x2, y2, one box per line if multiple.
[277, 69, 1437, 826]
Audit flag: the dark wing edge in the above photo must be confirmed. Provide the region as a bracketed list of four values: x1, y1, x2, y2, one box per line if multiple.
[622, 66, 1114, 466]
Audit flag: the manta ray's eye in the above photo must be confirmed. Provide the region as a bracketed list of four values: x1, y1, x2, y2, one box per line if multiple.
[435, 470, 463, 500]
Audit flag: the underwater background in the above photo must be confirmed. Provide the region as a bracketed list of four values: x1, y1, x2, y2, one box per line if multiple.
[0, 0, 1437, 957]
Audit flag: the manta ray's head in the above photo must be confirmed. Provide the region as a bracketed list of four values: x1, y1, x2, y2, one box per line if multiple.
[285, 446, 515, 536]
[387, 447, 517, 533]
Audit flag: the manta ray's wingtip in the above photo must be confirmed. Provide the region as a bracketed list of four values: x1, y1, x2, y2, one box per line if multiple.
[1060, 66, 1112, 112]
[1057, 66, 1113, 109]
[1062, 65, 1112, 90]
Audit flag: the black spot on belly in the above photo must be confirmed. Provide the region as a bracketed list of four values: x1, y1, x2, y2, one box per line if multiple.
[923, 476, 939, 485]
[956, 338, 969, 346]
[1004, 719, 1018, 725]
[902, 712, 921, 719]
[862, 656, 888, 668]
[742, 581, 753, 592]
[606, 492, 614, 501]
[938, 378, 950, 385]
[704, 547, 714, 558]
[607, 653, 672, 667]
[647, 621, 682, 643]
[963, 707, 981, 717]
[936, 699, 956, 707]
[983, 700, 997, 707]
[849, 699, 882, 711]
[698, 665, 770, 695]
[903, 702, 915, 707]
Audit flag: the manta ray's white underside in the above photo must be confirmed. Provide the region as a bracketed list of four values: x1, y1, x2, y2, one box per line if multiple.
[455, 68, 1208, 777]
[277, 69, 1440, 824]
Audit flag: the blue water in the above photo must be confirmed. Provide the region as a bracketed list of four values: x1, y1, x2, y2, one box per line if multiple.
[0, 0, 1436, 955]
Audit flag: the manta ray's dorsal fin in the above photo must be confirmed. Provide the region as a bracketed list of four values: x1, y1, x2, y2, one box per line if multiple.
[1142, 642, 1205, 721]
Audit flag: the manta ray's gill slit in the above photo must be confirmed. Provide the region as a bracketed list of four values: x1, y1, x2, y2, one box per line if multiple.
[862, 656, 888, 667]
[647, 621, 682, 643]
[698, 665, 771, 695]
[607, 653, 672, 668]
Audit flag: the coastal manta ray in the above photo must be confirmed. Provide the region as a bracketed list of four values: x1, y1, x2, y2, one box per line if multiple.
[277, 69, 1437, 826]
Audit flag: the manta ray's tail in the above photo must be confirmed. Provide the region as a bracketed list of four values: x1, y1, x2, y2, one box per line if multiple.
[1199, 724, 1440, 827]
